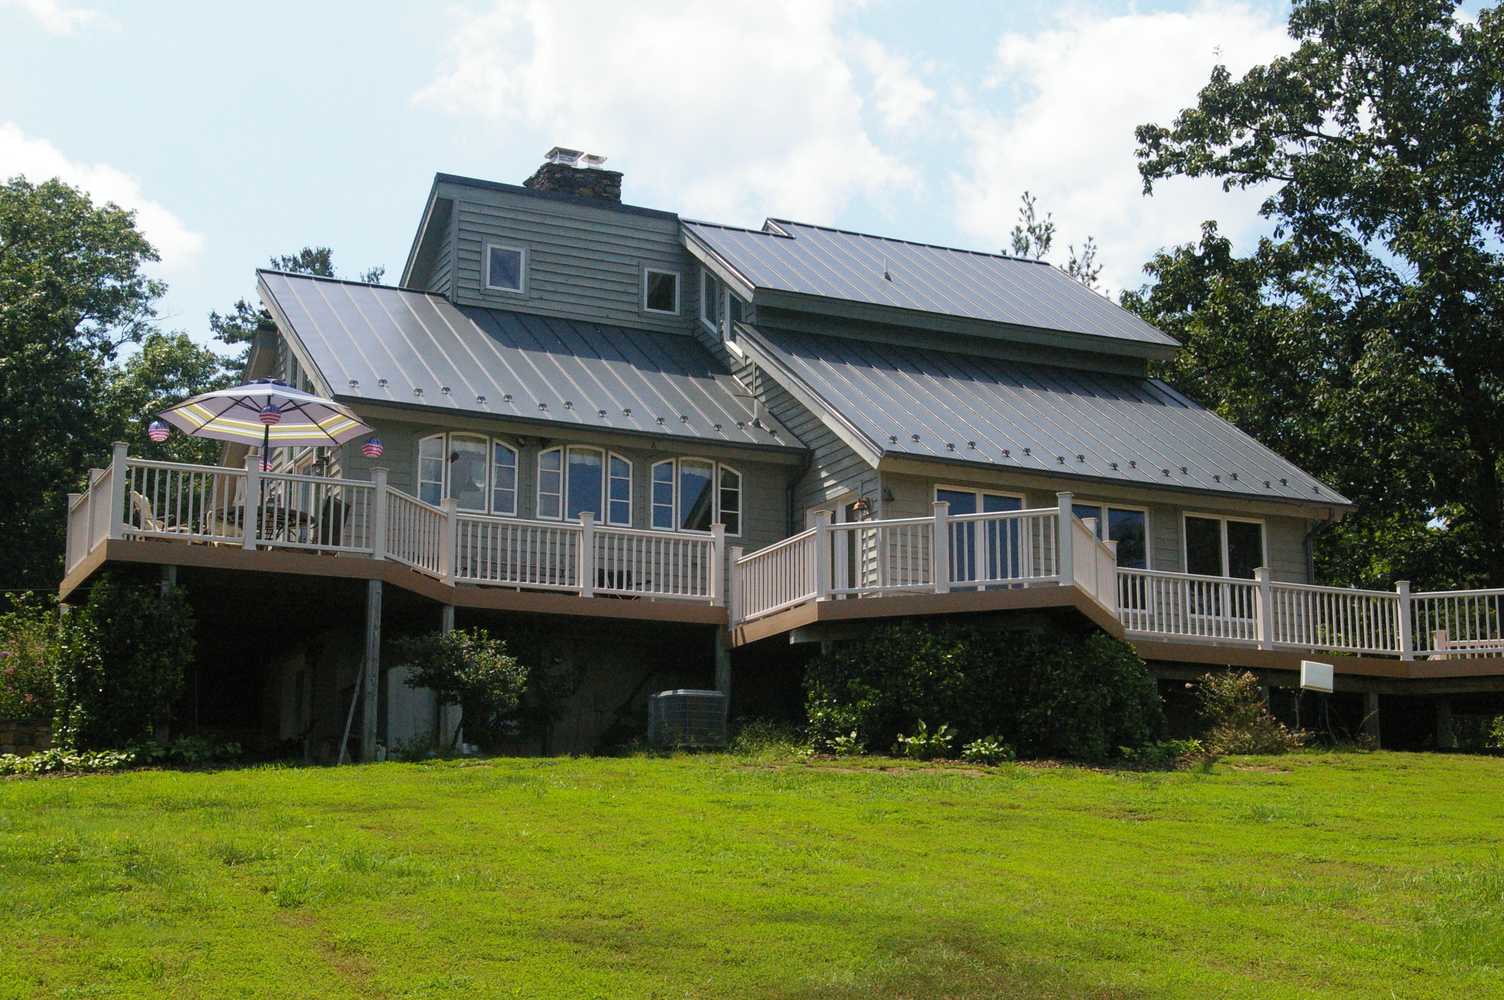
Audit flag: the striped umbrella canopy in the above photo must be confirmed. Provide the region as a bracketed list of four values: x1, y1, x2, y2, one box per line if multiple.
[159, 379, 372, 459]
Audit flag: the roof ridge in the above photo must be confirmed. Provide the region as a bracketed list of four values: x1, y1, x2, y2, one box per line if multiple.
[257, 268, 435, 295]
[764, 217, 1052, 265]
[681, 218, 795, 239]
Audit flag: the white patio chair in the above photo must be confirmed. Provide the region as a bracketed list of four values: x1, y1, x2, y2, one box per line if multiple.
[130, 491, 195, 537]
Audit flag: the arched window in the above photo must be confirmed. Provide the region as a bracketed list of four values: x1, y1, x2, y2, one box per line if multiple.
[538, 446, 616, 521]
[718, 465, 741, 536]
[650, 457, 741, 535]
[651, 459, 674, 530]
[448, 434, 489, 512]
[538, 447, 563, 520]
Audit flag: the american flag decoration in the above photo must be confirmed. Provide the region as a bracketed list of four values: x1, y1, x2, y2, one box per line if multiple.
[147, 420, 170, 443]
[259, 405, 282, 426]
[361, 437, 385, 459]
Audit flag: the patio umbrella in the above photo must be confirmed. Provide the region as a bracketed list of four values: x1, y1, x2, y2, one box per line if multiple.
[158, 378, 372, 463]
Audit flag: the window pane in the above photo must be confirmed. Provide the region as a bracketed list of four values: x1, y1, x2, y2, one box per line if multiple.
[1226, 520, 1264, 580]
[487, 247, 523, 291]
[701, 272, 720, 325]
[679, 459, 714, 531]
[652, 462, 674, 529]
[538, 449, 562, 519]
[418, 436, 444, 506]
[608, 455, 631, 525]
[1185, 516, 1223, 576]
[492, 443, 517, 515]
[448, 436, 488, 512]
[1072, 503, 1105, 536]
[566, 448, 603, 519]
[645, 271, 677, 313]
[718, 467, 740, 535]
[1108, 508, 1148, 569]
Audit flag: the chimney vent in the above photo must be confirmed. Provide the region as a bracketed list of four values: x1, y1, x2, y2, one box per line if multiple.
[526, 146, 622, 202]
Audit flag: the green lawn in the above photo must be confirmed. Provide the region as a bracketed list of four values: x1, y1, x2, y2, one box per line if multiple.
[2, 751, 1503, 999]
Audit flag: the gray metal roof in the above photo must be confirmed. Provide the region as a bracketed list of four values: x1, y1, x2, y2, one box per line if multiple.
[684, 219, 1178, 351]
[743, 325, 1349, 506]
[257, 271, 798, 452]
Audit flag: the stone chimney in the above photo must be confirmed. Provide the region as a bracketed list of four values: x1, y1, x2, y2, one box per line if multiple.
[523, 147, 622, 202]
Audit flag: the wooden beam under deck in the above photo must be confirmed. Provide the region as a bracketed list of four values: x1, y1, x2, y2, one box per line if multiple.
[1130, 638, 1504, 682]
[62, 539, 726, 626]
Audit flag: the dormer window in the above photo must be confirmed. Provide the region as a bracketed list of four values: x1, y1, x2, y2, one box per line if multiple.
[643, 268, 680, 314]
[700, 269, 721, 332]
[484, 244, 526, 294]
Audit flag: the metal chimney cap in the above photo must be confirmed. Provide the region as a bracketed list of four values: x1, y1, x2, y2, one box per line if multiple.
[544, 146, 584, 165]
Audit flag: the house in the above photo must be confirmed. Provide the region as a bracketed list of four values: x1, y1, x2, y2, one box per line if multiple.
[61, 148, 1504, 756]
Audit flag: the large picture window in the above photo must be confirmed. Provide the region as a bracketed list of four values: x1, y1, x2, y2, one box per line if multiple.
[1072, 502, 1150, 570]
[537, 446, 631, 525]
[1184, 514, 1265, 579]
[414, 432, 518, 516]
[651, 458, 741, 535]
[936, 486, 1025, 586]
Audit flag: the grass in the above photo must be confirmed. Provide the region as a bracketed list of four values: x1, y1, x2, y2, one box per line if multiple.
[2, 751, 1503, 999]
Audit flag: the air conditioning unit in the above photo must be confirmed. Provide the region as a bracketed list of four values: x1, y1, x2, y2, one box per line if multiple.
[647, 689, 728, 749]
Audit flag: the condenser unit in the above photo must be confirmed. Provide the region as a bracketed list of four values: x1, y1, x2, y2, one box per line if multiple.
[647, 689, 728, 749]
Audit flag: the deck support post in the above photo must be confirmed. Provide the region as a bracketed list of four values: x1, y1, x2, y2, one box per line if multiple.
[159, 564, 177, 596]
[1395, 580, 1414, 660]
[107, 442, 128, 540]
[813, 510, 832, 600]
[439, 498, 458, 584]
[1253, 567, 1274, 650]
[708, 522, 725, 606]
[438, 604, 460, 750]
[1435, 696, 1457, 749]
[931, 500, 950, 594]
[578, 511, 595, 598]
[370, 468, 388, 559]
[727, 545, 743, 624]
[361, 578, 383, 762]
[1362, 691, 1381, 748]
[1056, 492, 1074, 588]
[242, 453, 261, 551]
[714, 627, 732, 697]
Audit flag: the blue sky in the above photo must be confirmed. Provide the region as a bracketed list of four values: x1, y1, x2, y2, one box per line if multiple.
[3, 0, 1314, 350]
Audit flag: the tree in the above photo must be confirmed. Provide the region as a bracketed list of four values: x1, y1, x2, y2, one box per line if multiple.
[1131, 0, 1504, 587]
[394, 628, 528, 751]
[210, 247, 383, 373]
[104, 332, 234, 466]
[1007, 190, 1104, 289]
[0, 178, 163, 591]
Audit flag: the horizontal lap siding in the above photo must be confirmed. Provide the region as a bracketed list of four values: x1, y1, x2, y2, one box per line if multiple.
[755, 372, 878, 524]
[449, 191, 702, 336]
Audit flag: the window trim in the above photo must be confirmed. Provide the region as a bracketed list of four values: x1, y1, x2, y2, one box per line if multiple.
[537, 446, 564, 520]
[933, 484, 1027, 512]
[446, 432, 492, 514]
[535, 445, 631, 524]
[650, 456, 741, 536]
[642, 267, 681, 316]
[1071, 499, 1152, 569]
[607, 451, 632, 526]
[417, 433, 447, 507]
[717, 463, 742, 538]
[490, 440, 519, 517]
[699, 268, 720, 334]
[1181, 511, 1268, 578]
[483, 243, 528, 295]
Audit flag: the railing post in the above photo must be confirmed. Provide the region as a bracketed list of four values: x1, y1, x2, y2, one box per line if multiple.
[242, 453, 261, 551]
[931, 500, 950, 593]
[1056, 492, 1074, 588]
[813, 510, 832, 600]
[84, 475, 97, 547]
[1396, 579, 1414, 660]
[1254, 567, 1274, 650]
[66, 493, 81, 568]
[370, 468, 388, 560]
[578, 512, 595, 598]
[439, 498, 458, 584]
[1101, 539, 1120, 614]
[708, 522, 725, 606]
[728, 544, 743, 622]
[107, 442, 128, 540]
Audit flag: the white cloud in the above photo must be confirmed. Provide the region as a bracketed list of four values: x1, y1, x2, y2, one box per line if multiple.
[413, 0, 915, 224]
[0, 123, 204, 272]
[851, 35, 935, 130]
[950, 2, 1294, 293]
[1, 0, 109, 34]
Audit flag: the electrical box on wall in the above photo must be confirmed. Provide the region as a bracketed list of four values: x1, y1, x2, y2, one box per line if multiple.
[1300, 660, 1334, 693]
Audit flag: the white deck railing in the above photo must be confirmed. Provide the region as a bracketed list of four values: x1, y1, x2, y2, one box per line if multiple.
[733, 528, 819, 621]
[384, 488, 445, 575]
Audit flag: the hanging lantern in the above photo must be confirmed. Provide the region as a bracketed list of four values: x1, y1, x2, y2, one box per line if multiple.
[147, 420, 170, 443]
[361, 436, 385, 459]
[259, 405, 282, 426]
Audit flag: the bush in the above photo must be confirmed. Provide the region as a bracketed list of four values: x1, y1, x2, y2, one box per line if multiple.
[0, 595, 57, 722]
[1196, 671, 1303, 755]
[1486, 716, 1504, 750]
[0, 747, 136, 776]
[803, 621, 1164, 761]
[53, 575, 195, 749]
[728, 719, 803, 759]
[1117, 738, 1205, 769]
[394, 628, 528, 751]
[961, 736, 1016, 765]
[894, 720, 954, 760]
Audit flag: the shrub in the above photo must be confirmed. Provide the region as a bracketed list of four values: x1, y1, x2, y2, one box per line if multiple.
[1118, 738, 1205, 769]
[0, 595, 57, 722]
[1486, 716, 1504, 750]
[894, 720, 955, 760]
[394, 628, 528, 751]
[128, 735, 241, 766]
[0, 747, 136, 776]
[52, 575, 195, 749]
[728, 719, 803, 759]
[1196, 671, 1303, 755]
[961, 736, 1016, 765]
[803, 621, 1164, 761]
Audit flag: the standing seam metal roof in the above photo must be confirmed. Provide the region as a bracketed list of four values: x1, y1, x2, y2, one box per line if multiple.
[683, 219, 1178, 350]
[743, 324, 1348, 506]
[257, 271, 797, 451]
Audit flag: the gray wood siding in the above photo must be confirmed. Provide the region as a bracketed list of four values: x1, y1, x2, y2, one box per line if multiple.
[755, 367, 879, 525]
[340, 417, 790, 552]
[880, 471, 1314, 583]
[446, 186, 702, 336]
